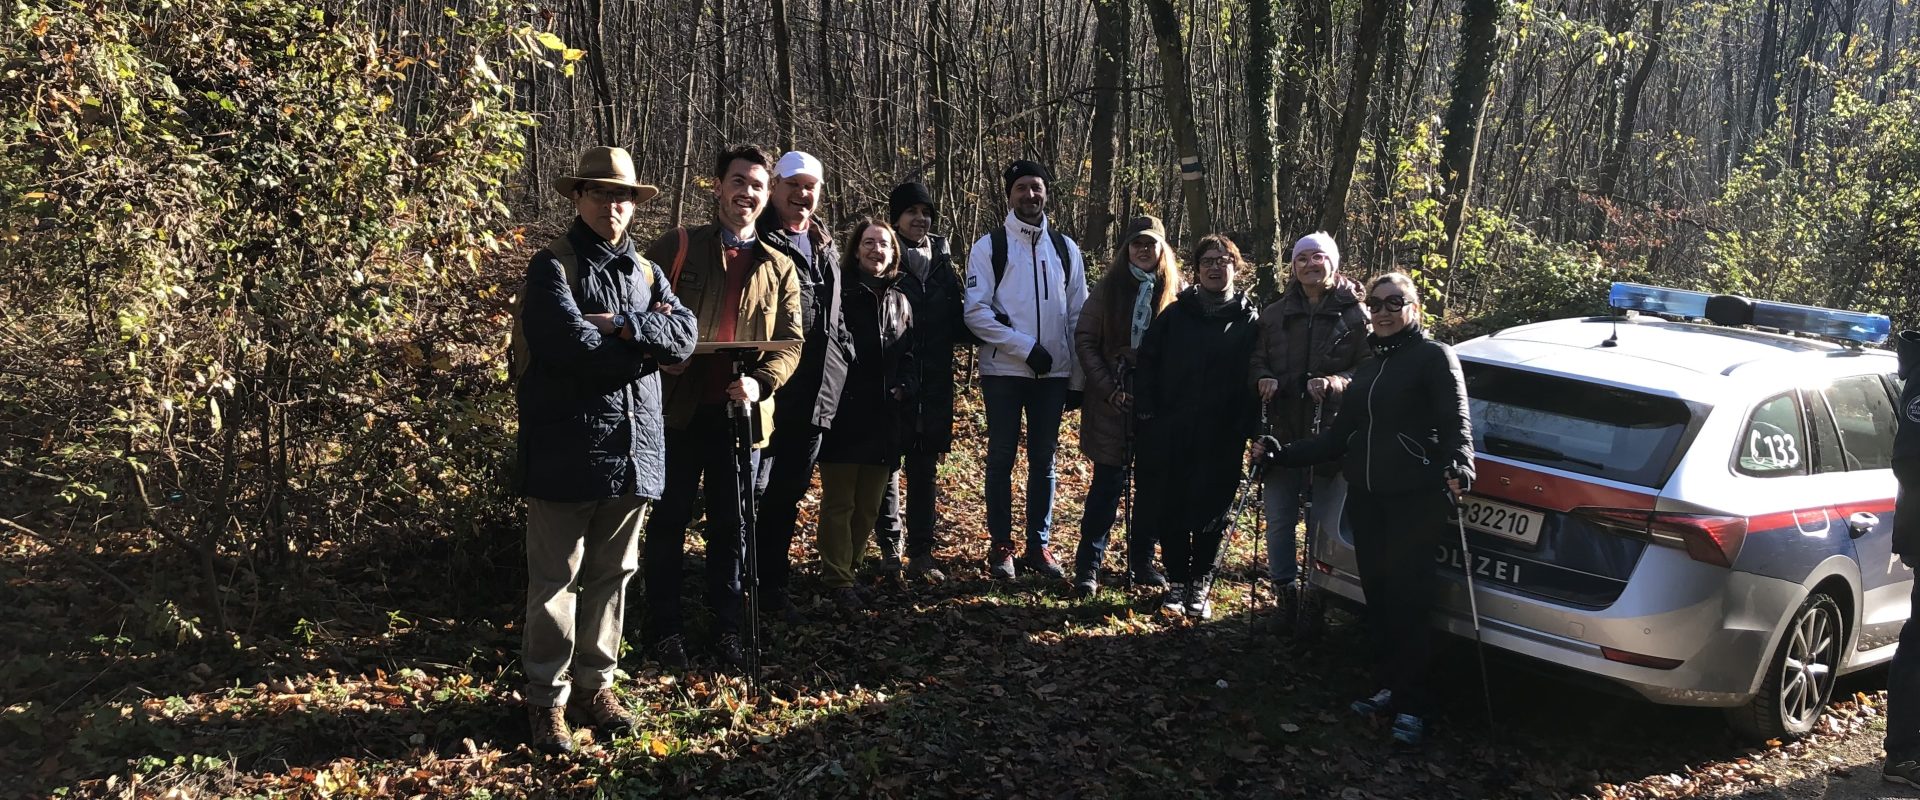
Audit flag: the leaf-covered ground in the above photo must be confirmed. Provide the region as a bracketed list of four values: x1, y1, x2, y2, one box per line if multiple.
[4, 361, 1911, 800]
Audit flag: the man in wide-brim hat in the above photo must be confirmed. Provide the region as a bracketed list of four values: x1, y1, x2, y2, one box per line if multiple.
[515, 145, 696, 755]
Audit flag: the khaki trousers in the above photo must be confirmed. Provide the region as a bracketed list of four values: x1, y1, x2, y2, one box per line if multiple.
[523, 495, 649, 708]
[817, 462, 892, 589]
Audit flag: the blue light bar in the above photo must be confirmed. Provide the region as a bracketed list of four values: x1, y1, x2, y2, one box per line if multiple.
[1607, 282, 1891, 345]
[1608, 282, 1709, 317]
[1749, 298, 1891, 345]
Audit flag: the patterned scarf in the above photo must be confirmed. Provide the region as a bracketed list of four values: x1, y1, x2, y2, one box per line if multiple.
[1128, 265, 1157, 349]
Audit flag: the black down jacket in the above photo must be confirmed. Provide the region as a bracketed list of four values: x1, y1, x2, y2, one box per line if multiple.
[899, 234, 967, 454]
[1278, 324, 1474, 495]
[820, 273, 918, 465]
[1891, 330, 1920, 563]
[759, 216, 851, 430]
[1132, 288, 1262, 533]
[516, 219, 699, 502]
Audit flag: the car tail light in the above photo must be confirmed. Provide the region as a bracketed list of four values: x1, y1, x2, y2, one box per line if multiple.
[1600, 646, 1684, 670]
[1573, 507, 1749, 568]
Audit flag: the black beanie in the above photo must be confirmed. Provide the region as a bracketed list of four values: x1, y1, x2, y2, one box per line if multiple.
[888, 182, 936, 224]
[1002, 160, 1052, 196]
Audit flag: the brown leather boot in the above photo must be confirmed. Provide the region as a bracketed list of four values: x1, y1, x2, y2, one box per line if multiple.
[527, 704, 574, 755]
[569, 687, 637, 734]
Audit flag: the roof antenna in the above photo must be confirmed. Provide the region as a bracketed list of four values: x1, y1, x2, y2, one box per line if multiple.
[1601, 312, 1620, 348]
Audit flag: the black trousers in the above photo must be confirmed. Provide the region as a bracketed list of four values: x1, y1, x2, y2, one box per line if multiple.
[643, 405, 757, 642]
[874, 450, 942, 562]
[753, 420, 823, 599]
[1345, 485, 1450, 717]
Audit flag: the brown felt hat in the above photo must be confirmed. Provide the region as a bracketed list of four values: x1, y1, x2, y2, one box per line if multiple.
[552, 146, 660, 203]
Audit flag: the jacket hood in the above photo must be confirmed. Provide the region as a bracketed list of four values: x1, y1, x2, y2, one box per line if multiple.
[1277, 273, 1362, 316]
[1176, 284, 1258, 320]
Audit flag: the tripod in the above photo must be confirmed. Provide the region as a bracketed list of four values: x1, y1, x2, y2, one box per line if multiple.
[714, 346, 765, 695]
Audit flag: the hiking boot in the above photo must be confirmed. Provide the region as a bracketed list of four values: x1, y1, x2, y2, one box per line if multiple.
[1161, 583, 1187, 612]
[1350, 688, 1393, 716]
[1019, 547, 1065, 579]
[712, 633, 748, 669]
[1390, 713, 1426, 747]
[527, 704, 574, 755]
[650, 635, 689, 669]
[1184, 576, 1214, 620]
[1885, 758, 1920, 787]
[1129, 566, 1168, 589]
[1292, 586, 1327, 640]
[1070, 569, 1098, 599]
[988, 543, 1018, 580]
[568, 687, 636, 734]
[831, 586, 865, 612]
[1265, 582, 1299, 635]
[766, 592, 806, 625]
[906, 556, 946, 584]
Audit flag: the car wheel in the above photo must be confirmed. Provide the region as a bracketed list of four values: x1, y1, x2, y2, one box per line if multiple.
[1726, 592, 1844, 742]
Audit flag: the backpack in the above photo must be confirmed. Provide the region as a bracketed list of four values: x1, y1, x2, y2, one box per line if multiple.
[506, 232, 660, 384]
[987, 227, 1076, 298]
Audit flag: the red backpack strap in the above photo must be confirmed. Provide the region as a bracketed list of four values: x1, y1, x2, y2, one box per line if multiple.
[669, 226, 689, 286]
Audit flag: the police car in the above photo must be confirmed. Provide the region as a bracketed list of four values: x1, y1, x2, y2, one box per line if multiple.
[1305, 283, 1905, 741]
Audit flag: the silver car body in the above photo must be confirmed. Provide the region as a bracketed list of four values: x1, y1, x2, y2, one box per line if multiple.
[1305, 314, 1907, 707]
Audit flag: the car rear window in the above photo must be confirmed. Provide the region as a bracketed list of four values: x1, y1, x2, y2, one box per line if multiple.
[1462, 362, 1706, 488]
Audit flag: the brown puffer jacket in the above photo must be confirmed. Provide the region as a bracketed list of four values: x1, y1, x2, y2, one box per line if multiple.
[1250, 275, 1370, 444]
[1074, 267, 1182, 466]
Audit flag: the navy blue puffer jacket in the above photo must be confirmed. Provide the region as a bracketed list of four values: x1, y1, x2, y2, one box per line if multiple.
[516, 219, 699, 502]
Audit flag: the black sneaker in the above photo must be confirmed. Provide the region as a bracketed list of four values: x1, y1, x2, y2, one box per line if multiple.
[831, 586, 865, 612]
[1184, 576, 1214, 619]
[988, 543, 1018, 580]
[1129, 566, 1168, 589]
[1350, 688, 1393, 716]
[1886, 758, 1920, 787]
[766, 592, 806, 625]
[650, 635, 689, 669]
[906, 556, 947, 584]
[1070, 569, 1098, 599]
[712, 633, 747, 669]
[1020, 547, 1066, 579]
[1161, 583, 1186, 612]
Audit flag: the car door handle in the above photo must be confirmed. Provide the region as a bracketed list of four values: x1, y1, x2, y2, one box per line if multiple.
[1847, 512, 1880, 539]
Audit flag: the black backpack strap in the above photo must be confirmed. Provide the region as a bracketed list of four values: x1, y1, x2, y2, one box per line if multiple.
[989, 227, 1009, 286]
[1048, 230, 1073, 295]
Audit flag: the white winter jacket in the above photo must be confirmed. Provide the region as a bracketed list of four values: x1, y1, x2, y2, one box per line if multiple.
[963, 211, 1088, 387]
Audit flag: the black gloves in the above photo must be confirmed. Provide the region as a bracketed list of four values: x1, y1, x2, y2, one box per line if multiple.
[1064, 390, 1084, 412]
[1253, 435, 1283, 474]
[1026, 343, 1055, 375]
[1445, 464, 1474, 493]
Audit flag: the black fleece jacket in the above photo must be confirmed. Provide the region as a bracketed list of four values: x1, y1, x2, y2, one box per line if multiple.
[1278, 325, 1474, 495]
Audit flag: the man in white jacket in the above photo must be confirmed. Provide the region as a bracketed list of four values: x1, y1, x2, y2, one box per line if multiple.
[963, 160, 1089, 580]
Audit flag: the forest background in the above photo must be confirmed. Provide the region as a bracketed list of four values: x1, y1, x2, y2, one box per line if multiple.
[2, 0, 1919, 796]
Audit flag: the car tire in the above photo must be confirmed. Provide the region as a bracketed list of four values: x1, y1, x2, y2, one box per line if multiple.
[1726, 591, 1844, 742]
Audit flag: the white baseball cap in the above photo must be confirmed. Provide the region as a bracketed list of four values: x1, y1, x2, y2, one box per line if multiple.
[774, 151, 825, 182]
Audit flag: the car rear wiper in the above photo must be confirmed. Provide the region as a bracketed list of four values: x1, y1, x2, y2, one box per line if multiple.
[1484, 434, 1609, 470]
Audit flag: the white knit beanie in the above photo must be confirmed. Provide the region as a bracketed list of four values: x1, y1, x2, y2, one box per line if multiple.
[1291, 231, 1341, 271]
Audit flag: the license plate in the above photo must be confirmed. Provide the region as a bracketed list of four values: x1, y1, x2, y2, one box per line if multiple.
[1454, 495, 1544, 547]
[1436, 542, 1529, 586]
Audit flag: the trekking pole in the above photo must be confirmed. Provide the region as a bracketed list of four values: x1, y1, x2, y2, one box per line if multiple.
[1119, 355, 1136, 586]
[1444, 470, 1496, 733]
[1295, 396, 1323, 635]
[722, 347, 764, 697]
[1249, 406, 1268, 633]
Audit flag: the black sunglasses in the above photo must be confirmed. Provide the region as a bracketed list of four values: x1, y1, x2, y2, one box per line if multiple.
[1365, 295, 1410, 313]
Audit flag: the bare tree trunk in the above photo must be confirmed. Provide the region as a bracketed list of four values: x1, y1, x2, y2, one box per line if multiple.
[712, 0, 731, 141]
[1592, 0, 1666, 240]
[1144, 0, 1213, 243]
[1246, 0, 1283, 297]
[771, 0, 798, 151]
[1084, 0, 1127, 249]
[1276, 0, 1330, 236]
[672, 5, 698, 230]
[582, 0, 619, 144]
[1317, 0, 1391, 239]
[1435, 0, 1503, 313]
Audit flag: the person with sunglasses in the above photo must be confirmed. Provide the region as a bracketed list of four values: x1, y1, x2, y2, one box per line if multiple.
[1250, 232, 1369, 635]
[1132, 234, 1262, 619]
[1254, 272, 1474, 748]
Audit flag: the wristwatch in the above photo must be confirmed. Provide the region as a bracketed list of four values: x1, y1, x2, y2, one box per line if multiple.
[611, 312, 630, 335]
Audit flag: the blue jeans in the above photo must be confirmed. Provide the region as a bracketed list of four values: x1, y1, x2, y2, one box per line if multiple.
[1073, 462, 1146, 576]
[1263, 467, 1348, 585]
[981, 375, 1069, 552]
[1888, 577, 1920, 758]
